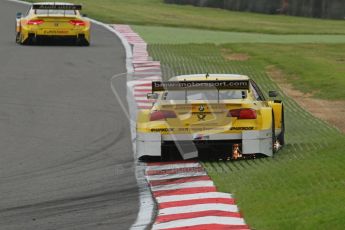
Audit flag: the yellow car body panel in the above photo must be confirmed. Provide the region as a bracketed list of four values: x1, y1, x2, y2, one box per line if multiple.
[136, 74, 284, 160]
[268, 101, 283, 129]
[16, 2, 90, 45]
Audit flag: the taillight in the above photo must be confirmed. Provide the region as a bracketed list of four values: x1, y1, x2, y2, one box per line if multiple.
[69, 20, 86, 26]
[150, 110, 177, 121]
[228, 109, 257, 119]
[27, 19, 44, 25]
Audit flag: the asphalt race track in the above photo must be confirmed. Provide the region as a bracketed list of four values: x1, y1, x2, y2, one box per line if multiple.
[0, 1, 139, 229]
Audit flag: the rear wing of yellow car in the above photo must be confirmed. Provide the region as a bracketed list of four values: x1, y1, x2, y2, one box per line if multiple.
[32, 4, 82, 11]
[152, 80, 250, 91]
[150, 80, 250, 103]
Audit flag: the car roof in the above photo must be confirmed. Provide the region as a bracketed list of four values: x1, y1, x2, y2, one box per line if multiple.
[170, 74, 250, 81]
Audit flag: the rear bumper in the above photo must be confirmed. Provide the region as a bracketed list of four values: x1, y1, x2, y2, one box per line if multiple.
[21, 27, 90, 42]
[136, 129, 273, 159]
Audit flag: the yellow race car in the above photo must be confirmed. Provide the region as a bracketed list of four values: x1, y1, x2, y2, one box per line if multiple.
[136, 74, 285, 161]
[15, 2, 90, 46]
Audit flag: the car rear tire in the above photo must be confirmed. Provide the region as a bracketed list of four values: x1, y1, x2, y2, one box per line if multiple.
[15, 32, 21, 44]
[272, 112, 278, 154]
[277, 107, 285, 146]
[76, 37, 90, 46]
[161, 146, 182, 162]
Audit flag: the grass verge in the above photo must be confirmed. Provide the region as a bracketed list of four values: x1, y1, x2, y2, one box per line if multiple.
[221, 44, 345, 100]
[24, 0, 345, 34]
[148, 43, 345, 229]
[132, 25, 345, 44]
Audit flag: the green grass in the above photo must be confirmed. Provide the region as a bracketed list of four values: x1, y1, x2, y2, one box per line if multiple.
[131, 26, 345, 101]
[221, 44, 345, 100]
[148, 43, 345, 229]
[133, 25, 345, 44]
[24, 0, 345, 34]
[206, 140, 345, 230]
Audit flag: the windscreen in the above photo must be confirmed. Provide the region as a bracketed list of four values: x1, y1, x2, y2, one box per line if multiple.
[164, 90, 245, 100]
[35, 9, 77, 15]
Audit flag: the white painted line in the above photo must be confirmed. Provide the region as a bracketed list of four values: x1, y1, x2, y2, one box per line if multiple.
[135, 68, 162, 72]
[135, 68, 161, 72]
[151, 181, 214, 192]
[134, 44, 148, 47]
[147, 163, 201, 171]
[137, 102, 153, 107]
[157, 192, 233, 203]
[134, 86, 152, 90]
[146, 171, 207, 181]
[133, 75, 162, 79]
[129, 80, 159, 84]
[133, 51, 148, 54]
[159, 203, 239, 216]
[134, 96, 149, 101]
[152, 216, 246, 230]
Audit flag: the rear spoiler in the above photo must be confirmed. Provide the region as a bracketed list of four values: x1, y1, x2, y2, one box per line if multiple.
[152, 80, 250, 92]
[32, 4, 82, 10]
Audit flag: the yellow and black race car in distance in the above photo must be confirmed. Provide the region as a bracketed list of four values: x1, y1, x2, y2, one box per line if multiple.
[15, 2, 90, 46]
[136, 74, 285, 161]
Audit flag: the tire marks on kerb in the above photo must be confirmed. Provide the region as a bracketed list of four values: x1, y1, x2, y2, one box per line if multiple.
[112, 25, 249, 230]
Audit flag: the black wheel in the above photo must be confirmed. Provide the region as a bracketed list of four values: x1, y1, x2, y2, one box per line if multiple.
[161, 147, 174, 162]
[76, 37, 90, 46]
[15, 32, 21, 44]
[272, 112, 278, 154]
[22, 34, 35, 45]
[161, 145, 182, 162]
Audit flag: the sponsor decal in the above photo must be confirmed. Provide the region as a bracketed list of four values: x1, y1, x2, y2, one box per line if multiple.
[189, 112, 224, 115]
[150, 128, 174, 132]
[177, 127, 226, 132]
[152, 80, 249, 91]
[43, 30, 69, 34]
[230, 127, 254, 130]
[32, 4, 82, 10]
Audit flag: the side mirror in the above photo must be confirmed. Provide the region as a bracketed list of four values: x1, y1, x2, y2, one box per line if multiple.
[16, 12, 22, 19]
[268, 91, 278, 98]
[82, 14, 88, 17]
[147, 93, 159, 100]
